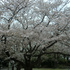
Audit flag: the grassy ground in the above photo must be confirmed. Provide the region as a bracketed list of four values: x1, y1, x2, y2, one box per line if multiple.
[32, 68, 68, 70]
[1, 68, 68, 70]
[21, 68, 68, 70]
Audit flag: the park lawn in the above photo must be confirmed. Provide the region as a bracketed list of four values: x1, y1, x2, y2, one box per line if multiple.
[21, 68, 68, 70]
[32, 68, 68, 70]
[3, 68, 68, 70]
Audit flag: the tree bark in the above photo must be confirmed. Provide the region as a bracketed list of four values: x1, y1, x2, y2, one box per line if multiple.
[16, 64, 21, 70]
[12, 65, 14, 70]
[24, 54, 33, 70]
[24, 66, 32, 70]
[67, 56, 69, 61]
[16, 67, 21, 70]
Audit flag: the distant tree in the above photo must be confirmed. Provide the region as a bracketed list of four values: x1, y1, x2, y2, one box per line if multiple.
[0, 0, 70, 70]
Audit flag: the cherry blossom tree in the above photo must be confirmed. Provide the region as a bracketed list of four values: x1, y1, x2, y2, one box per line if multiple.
[0, 0, 70, 70]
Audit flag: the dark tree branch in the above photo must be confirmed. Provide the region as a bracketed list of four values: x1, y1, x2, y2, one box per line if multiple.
[7, 0, 28, 29]
[34, 13, 46, 29]
[1, 35, 7, 44]
[32, 44, 41, 54]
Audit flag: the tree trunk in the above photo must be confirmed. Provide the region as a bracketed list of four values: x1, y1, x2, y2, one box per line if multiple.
[12, 65, 14, 70]
[8, 62, 11, 70]
[16, 63, 21, 70]
[24, 66, 32, 70]
[24, 54, 33, 70]
[16, 66, 21, 70]
[67, 56, 69, 61]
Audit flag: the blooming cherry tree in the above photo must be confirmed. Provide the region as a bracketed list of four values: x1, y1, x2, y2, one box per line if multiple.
[0, 0, 70, 70]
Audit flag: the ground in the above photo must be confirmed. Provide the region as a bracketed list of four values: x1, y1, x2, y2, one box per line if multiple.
[22, 68, 68, 70]
[1, 68, 69, 70]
